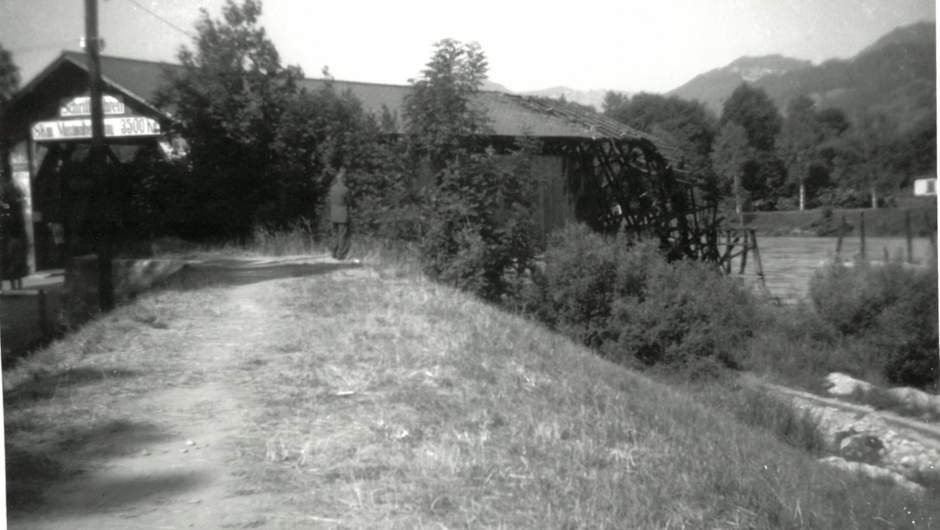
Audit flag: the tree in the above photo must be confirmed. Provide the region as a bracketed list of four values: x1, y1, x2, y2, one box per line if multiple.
[156, 0, 304, 237]
[403, 39, 491, 173]
[711, 122, 751, 220]
[831, 112, 902, 209]
[1, 43, 22, 231]
[604, 91, 718, 176]
[271, 78, 384, 227]
[0, 43, 20, 104]
[404, 40, 540, 301]
[776, 95, 824, 210]
[719, 84, 786, 207]
[720, 84, 782, 154]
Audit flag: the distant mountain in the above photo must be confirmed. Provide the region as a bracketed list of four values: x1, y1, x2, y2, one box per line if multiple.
[668, 21, 936, 131]
[669, 55, 814, 114]
[858, 20, 937, 56]
[518, 86, 615, 110]
[481, 80, 514, 93]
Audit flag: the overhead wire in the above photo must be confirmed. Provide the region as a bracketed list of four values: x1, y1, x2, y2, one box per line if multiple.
[7, 0, 193, 56]
[120, 0, 194, 38]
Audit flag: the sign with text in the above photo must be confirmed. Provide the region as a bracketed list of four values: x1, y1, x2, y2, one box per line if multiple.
[59, 94, 126, 117]
[31, 117, 161, 141]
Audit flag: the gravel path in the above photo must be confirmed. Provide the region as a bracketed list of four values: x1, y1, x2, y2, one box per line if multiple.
[10, 281, 285, 529]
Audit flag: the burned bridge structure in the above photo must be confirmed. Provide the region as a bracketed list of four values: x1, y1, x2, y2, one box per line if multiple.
[502, 96, 725, 263]
[2, 51, 730, 273]
[553, 134, 723, 262]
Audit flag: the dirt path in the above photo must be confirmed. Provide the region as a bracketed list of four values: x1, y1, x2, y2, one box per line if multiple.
[10, 281, 286, 530]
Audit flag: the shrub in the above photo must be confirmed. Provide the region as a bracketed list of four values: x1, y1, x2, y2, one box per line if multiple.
[608, 258, 765, 369]
[539, 224, 619, 348]
[539, 224, 766, 373]
[420, 144, 541, 302]
[809, 261, 939, 388]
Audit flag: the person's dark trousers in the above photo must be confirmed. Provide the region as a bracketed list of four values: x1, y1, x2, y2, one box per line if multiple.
[332, 222, 350, 260]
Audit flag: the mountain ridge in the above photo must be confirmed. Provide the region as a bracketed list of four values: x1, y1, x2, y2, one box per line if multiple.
[666, 20, 936, 129]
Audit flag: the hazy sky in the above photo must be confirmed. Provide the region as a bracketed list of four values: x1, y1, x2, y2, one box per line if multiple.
[1, 0, 935, 94]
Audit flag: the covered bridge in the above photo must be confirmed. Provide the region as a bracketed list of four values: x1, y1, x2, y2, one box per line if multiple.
[2, 51, 719, 271]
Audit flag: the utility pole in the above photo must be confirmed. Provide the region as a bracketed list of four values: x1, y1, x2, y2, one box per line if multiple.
[85, 0, 114, 311]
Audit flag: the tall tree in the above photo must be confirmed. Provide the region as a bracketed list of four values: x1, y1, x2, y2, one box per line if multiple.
[711, 122, 751, 220]
[0, 43, 20, 104]
[404, 40, 540, 301]
[155, 0, 303, 237]
[271, 79, 382, 226]
[403, 39, 491, 173]
[776, 95, 824, 211]
[604, 91, 718, 176]
[1, 43, 22, 223]
[720, 84, 782, 154]
[831, 112, 903, 208]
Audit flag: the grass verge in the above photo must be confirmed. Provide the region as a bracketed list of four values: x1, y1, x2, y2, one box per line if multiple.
[227, 267, 938, 528]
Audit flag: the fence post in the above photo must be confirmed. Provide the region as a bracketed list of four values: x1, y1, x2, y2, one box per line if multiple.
[925, 210, 936, 254]
[38, 288, 49, 338]
[859, 212, 866, 261]
[836, 216, 845, 256]
[906, 210, 913, 264]
[749, 229, 766, 290]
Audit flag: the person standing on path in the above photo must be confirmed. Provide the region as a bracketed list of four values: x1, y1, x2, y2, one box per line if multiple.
[328, 167, 353, 260]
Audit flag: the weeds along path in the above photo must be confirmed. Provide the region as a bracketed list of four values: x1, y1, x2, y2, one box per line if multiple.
[7, 278, 308, 529]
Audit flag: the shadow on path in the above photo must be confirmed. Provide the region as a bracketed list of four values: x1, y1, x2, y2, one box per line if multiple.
[4, 367, 139, 406]
[174, 260, 363, 289]
[6, 419, 176, 514]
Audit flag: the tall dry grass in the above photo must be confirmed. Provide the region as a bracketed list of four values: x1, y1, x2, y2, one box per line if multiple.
[228, 263, 938, 528]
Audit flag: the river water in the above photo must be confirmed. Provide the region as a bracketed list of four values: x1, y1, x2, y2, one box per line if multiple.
[733, 236, 938, 302]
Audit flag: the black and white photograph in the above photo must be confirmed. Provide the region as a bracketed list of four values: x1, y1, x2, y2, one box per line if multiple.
[0, 0, 937, 527]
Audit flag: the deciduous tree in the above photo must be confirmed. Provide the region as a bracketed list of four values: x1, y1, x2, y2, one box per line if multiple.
[404, 40, 540, 301]
[720, 84, 782, 154]
[0, 43, 19, 105]
[831, 112, 903, 208]
[711, 122, 751, 220]
[604, 91, 718, 176]
[776, 95, 824, 210]
[156, 0, 303, 237]
[403, 39, 491, 173]
[1, 43, 22, 227]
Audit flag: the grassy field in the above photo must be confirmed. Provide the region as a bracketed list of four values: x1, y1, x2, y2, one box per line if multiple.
[5, 247, 939, 528]
[739, 204, 937, 237]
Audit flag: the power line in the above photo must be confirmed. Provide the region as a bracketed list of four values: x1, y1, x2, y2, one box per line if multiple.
[120, 0, 193, 38]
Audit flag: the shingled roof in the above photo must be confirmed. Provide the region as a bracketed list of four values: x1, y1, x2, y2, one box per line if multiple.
[8, 52, 680, 161]
[6, 51, 186, 118]
[298, 79, 677, 153]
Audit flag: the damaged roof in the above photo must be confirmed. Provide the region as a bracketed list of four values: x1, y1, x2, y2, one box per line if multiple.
[299, 78, 674, 147]
[7, 52, 680, 160]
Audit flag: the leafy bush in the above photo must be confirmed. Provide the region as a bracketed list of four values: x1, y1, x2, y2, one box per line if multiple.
[539, 225, 619, 348]
[537, 224, 765, 372]
[608, 258, 764, 369]
[809, 261, 939, 388]
[420, 145, 541, 302]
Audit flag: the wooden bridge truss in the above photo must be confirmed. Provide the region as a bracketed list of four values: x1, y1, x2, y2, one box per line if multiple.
[561, 137, 725, 263]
